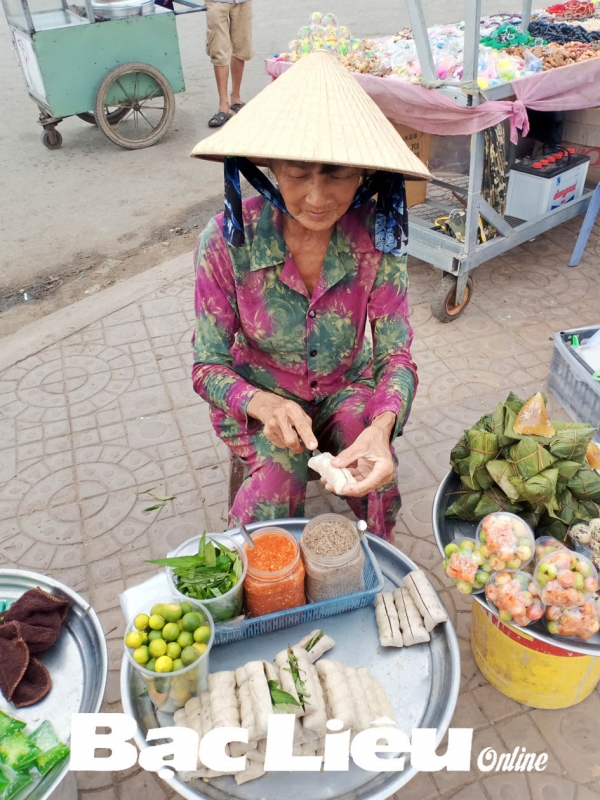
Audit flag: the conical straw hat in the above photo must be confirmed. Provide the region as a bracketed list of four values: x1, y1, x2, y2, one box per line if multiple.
[191, 52, 431, 180]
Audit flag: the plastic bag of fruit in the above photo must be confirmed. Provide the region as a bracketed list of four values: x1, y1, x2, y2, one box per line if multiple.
[545, 602, 600, 641]
[534, 550, 598, 608]
[477, 512, 534, 571]
[485, 571, 544, 627]
[443, 538, 490, 594]
[534, 535, 570, 564]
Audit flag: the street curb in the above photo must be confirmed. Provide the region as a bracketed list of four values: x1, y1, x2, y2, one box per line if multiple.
[0, 250, 194, 372]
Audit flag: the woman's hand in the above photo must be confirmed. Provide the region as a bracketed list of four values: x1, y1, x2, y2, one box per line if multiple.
[247, 391, 318, 454]
[327, 412, 396, 497]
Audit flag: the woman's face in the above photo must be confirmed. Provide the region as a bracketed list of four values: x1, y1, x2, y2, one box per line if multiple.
[271, 160, 363, 232]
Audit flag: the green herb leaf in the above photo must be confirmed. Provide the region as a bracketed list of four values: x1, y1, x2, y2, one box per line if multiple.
[304, 631, 324, 652]
[142, 503, 165, 513]
[284, 650, 310, 704]
[268, 680, 301, 708]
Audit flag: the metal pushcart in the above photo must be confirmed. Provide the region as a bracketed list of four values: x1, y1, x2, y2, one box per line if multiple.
[3, 0, 205, 149]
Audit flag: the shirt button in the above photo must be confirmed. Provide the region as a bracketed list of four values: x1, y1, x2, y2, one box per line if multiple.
[308, 310, 316, 318]
[310, 349, 318, 357]
[310, 380, 318, 388]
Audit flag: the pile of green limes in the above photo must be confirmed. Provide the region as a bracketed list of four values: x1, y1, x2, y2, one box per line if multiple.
[124, 601, 211, 673]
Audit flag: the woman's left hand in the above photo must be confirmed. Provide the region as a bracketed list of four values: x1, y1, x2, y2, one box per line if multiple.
[326, 412, 396, 498]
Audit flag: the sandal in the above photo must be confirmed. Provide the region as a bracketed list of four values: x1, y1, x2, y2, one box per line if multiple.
[208, 111, 232, 128]
[230, 103, 246, 113]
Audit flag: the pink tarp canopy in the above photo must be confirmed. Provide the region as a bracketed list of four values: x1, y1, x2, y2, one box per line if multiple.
[265, 57, 600, 142]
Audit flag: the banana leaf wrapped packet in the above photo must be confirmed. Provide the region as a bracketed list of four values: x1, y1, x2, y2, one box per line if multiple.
[508, 437, 556, 479]
[568, 468, 600, 502]
[510, 468, 558, 507]
[549, 422, 596, 462]
[444, 491, 483, 521]
[473, 488, 524, 518]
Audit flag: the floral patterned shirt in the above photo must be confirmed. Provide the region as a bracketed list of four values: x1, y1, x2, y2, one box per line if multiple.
[192, 196, 417, 440]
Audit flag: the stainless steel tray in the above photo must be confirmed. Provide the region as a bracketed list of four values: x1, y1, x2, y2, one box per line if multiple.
[121, 522, 461, 800]
[433, 470, 600, 655]
[0, 569, 109, 800]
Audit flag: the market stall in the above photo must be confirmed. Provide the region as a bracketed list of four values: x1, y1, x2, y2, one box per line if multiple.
[0, 569, 107, 800]
[266, 0, 600, 320]
[431, 391, 600, 708]
[119, 518, 461, 799]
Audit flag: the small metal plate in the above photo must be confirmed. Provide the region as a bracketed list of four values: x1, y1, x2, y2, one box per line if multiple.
[121, 523, 461, 800]
[0, 569, 109, 800]
[432, 471, 600, 654]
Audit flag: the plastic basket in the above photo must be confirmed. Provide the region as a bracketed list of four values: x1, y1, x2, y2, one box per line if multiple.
[212, 533, 384, 645]
[547, 325, 600, 430]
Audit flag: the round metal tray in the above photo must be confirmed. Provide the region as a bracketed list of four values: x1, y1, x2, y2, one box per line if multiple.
[433, 470, 600, 655]
[0, 569, 109, 800]
[121, 520, 461, 800]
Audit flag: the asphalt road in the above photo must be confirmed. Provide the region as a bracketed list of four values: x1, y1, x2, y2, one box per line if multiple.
[0, 0, 522, 289]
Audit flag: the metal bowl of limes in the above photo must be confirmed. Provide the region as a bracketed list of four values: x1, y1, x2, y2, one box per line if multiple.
[123, 595, 214, 715]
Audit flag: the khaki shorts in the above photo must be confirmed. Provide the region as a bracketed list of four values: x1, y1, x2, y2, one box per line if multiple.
[205, 0, 253, 67]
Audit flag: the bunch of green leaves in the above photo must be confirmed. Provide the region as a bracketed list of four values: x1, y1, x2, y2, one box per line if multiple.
[304, 631, 324, 652]
[268, 680, 302, 713]
[284, 649, 310, 706]
[149, 532, 243, 600]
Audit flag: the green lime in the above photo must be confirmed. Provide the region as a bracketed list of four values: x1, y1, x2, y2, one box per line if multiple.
[167, 642, 181, 660]
[177, 620, 184, 631]
[125, 631, 143, 649]
[182, 612, 202, 632]
[155, 656, 173, 673]
[177, 631, 194, 648]
[134, 614, 150, 631]
[162, 622, 180, 642]
[151, 604, 166, 617]
[180, 602, 193, 615]
[149, 614, 165, 631]
[148, 629, 163, 642]
[193, 625, 211, 644]
[181, 646, 200, 667]
[163, 603, 183, 623]
[149, 638, 167, 658]
[192, 642, 207, 657]
[172, 658, 184, 672]
[146, 658, 156, 672]
[139, 631, 149, 645]
[133, 645, 149, 665]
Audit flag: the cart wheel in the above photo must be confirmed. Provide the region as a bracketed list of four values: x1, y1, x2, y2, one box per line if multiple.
[430, 275, 473, 323]
[77, 109, 131, 126]
[94, 62, 175, 150]
[41, 128, 63, 150]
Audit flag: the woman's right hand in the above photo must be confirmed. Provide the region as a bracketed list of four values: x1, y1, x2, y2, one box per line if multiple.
[247, 391, 318, 454]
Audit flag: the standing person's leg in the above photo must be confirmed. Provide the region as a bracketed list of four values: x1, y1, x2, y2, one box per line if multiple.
[205, 1, 233, 125]
[229, 0, 253, 110]
[210, 406, 310, 528]
[312, 380, 402, 542]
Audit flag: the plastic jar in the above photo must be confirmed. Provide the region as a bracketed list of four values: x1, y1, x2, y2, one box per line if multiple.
[243, 527, 306, 617]
[300, 514, 365, 602]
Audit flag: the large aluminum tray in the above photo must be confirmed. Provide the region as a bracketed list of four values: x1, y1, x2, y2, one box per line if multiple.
[0, 569, 108, 800]
[432, 470, 600, 655]
[121, 521, 461, 800]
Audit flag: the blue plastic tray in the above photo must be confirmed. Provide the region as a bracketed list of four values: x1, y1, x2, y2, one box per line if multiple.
[213, 526, 384, 646]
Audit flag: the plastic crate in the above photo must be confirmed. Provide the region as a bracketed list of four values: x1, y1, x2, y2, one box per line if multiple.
[212, 534, 384, 646]
[547, 324, 600, 430]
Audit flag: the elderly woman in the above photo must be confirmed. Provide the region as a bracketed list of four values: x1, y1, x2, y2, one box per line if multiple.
[190, 52, 430, 541]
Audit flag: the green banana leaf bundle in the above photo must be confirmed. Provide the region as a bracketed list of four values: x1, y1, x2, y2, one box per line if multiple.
[444, 491, 483, 522]
[445, 391, 600, 537]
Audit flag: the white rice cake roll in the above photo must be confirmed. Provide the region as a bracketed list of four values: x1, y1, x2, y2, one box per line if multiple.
[263, 661, 279, 684]
[247, 739, 267, 765]
[404, 570, 448, 632]
[316, 660, 356, 732]
[174, 708, 188, 727]
[393, 587, 430, 646]
[301, 657, 327, 738]
[274, 649, 305, 718]
[234, 759, 265, 786]
[357, 667, 395, 723]
[307, 452, 356, 495]
[344, 666, 373, 734]
[293, 630, 335, 663]
[247, 661, 274, 740]
[374, 593, 403, 647]
[235, 667, 256, 744]
[294, 717, 318, 745]
[207, 671, 240, 729]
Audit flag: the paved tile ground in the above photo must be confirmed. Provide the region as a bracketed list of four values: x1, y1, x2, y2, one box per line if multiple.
[2, 214, 600, 799]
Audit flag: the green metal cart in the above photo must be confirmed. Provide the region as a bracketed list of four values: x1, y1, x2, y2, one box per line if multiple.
[4, 0, 205, 149]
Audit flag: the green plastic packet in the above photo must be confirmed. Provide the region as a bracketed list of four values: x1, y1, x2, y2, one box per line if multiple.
[0, 733, 41, 771]
[29, 722, 70, 776]
[0, 714, 25, 743]
[0, 764, 33, 800]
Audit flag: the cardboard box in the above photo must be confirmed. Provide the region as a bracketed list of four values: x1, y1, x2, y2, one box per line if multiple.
[562, 108, 600, 185]
[391, 123, 432, 207]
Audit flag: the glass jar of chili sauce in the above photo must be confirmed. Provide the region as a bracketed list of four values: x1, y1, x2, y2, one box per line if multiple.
[243, 527, 306, 617]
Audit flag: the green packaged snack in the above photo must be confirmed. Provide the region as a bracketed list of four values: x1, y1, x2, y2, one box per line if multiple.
[0, 733, 41, 771]
[0, 764, 33, 800]
[29, 722, 70, 776]
[0, 714, 25, 743]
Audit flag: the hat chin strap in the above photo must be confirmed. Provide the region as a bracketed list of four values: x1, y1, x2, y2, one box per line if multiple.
[223, 156, 408, 256]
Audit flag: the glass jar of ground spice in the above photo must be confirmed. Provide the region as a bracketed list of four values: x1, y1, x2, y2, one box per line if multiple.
[300, 514, 365, 602]
[243, 528, 306, 617]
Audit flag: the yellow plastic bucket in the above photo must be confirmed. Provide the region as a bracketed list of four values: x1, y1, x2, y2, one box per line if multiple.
[471, 600, 600, 709]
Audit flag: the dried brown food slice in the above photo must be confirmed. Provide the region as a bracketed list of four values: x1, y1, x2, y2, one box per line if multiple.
[0, 623, 30, 701]
[11, 657, 52, 708]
